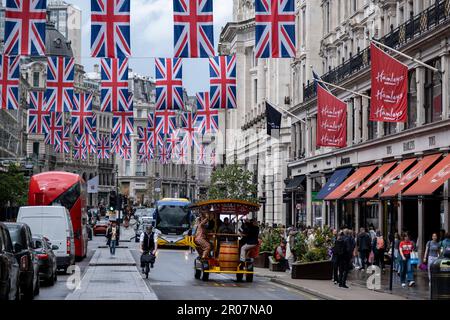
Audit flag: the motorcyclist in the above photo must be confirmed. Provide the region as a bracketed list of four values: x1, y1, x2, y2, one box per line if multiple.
[140, 225, 158, 273]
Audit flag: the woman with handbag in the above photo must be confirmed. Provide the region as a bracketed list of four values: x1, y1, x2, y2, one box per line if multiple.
[423, 233, 440, 285]
[399, 232, 415, 288]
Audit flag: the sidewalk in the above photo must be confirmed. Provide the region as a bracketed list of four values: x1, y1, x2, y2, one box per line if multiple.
[255, 267, 409, 300]
[66, 247, 157, 300]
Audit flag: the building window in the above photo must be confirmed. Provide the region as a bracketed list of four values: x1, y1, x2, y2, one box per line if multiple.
[384, 121, 396, 136]
[324, 1, 330, 34]
[424, 59, 442, 124]
[33, 142, 39, 158]
[33, 72, 40, 87]
[367, 90, 377, 140]
[406, 70, 417, 129]
[352, 0, 357, 12]
[125, 160, 131, 176]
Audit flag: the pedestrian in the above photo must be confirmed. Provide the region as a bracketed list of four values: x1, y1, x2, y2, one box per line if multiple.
[194, 212, 212, 260]
[357, 228, 371, 270]
[372, 231, 386, 270]
[399, 232, 415, 288]
[334, 231, 351, 288]
[106, 220, 119, 256]
[423, 233, 440, 285]
[274, 239, 290, 271]
[393, 233, 401, 273]
[331, 229, 339, 284]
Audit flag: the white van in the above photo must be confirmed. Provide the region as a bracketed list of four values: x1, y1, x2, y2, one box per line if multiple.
[17, 206, 75, 271]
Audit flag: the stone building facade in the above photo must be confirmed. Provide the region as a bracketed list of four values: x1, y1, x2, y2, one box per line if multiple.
[287, 0, 450, 259]
[219, 0, 293, 225]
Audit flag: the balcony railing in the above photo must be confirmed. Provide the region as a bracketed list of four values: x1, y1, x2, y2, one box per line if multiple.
[303, 0, 450, 102]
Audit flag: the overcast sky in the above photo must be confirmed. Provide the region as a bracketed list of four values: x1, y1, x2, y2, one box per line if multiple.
[73, 0, 233, 96]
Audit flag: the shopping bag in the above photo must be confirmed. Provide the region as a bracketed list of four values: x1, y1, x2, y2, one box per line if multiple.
[419, 263, 427, 271]
[410, 251, 419, 265]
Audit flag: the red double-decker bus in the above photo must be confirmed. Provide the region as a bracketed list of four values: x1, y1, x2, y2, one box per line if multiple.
[28, 172, 88, 260]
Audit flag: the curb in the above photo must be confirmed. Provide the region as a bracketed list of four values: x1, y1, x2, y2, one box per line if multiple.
[269, 278, 337, 300]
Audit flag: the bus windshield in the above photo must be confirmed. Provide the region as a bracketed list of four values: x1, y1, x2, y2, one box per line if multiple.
[156, 204, 191, 235]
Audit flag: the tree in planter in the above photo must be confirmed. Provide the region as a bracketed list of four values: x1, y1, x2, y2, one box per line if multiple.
[0, 164, 28, 209]
[260, 229, 282, 253]
[207, 164, 257, 202]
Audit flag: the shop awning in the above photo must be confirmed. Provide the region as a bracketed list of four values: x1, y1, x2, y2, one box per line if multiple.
[381, 154, 442, 198]
[345, 162, 396, 200]
[362, 158, 416, 199]
[285, 175, 306, 191]
[325, 165, 378, 200]
[403, 154, 450, 196]
[315, 168, 353, 200]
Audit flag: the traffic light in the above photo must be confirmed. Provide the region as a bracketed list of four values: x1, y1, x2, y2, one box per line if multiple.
[109, 191, 117, 210]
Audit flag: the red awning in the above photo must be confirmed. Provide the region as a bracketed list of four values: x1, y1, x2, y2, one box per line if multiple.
[345, 162, 396, 200]
[325, 165, 378, 200]
[403, 154, 450, 196]
[381, 154, 442, 198]
[362, 158, 416, 199]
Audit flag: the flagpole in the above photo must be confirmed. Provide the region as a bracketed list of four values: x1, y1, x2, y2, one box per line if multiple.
[371, 39, 442, 73]
[313, 78, 371, 100]
[267, 100, 306, 124]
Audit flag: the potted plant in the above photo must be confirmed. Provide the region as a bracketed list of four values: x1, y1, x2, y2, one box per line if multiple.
[254, 229, 282, 268]
[291, 227, 334, 280]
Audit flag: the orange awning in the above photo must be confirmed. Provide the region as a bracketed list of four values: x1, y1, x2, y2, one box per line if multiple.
[362, 158, 416, 199]
[345, 162, 396, 200]
[403, 154, 450, 196]
[325, 165, 378, 200]
[380, 154, 442, 198]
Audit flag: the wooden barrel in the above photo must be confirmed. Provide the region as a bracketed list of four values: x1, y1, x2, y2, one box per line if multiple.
[219, 242, 239, 271]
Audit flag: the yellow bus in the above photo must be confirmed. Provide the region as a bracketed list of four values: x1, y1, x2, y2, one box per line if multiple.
[154, 198, 192, 247]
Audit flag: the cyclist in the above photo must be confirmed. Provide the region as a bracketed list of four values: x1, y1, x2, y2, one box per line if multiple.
[140, 225, 158, 274]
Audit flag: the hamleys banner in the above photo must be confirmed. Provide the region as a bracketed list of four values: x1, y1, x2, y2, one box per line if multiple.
[316, 85, 347, 148]
[370, 43, 408, 122]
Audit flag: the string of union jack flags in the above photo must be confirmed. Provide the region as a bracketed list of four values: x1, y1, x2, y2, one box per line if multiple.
[0, 0, 296, 163]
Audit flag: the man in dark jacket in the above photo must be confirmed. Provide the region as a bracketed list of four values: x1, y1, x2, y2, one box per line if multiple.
[334, 231, 350, 288]
[357, 228, 371, 270]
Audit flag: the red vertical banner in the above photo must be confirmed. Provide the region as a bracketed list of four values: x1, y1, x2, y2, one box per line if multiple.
[370, 43, 408, 122]
[316, 86, 347, 148]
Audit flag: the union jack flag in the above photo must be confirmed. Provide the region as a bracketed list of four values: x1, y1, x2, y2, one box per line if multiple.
[112, 110, 134, 137]
[119, 140, 131, 160]
[4, 0, 47, 56]
[155, 58, 184, 110]
[54, 126, 70, 154]
[91, 0, 131, 58]
[28, 91, 50, 134]
[97, 134, 111, 159]
[111, 132, 130, 154]
[71, 93, 94, 135]
[255, 0, 296, 58]
[180, 111, 198, 147]
[73, 135, 87, 160]
[44, 112, 63, 146]
[147, 112, 161, 149]
[0, 55, 20, 110]
[167, 129, 181, 152]
[195, 92, 219, 134]
[196, 144, 206, 165]
[101, 58, 129, 112]
[155, 109, 177, 138]
[209, 55, 237, 109]
[81, 133, 97, 154]
[46, 56, 75, 112]
[158, 144, 170, 165]
[208, 146, 216, 166]
[173, 0, 215, 58]
[176, 145, 188, 165]
[137, 126, 153, 161]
